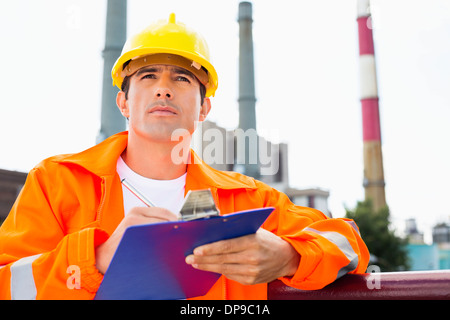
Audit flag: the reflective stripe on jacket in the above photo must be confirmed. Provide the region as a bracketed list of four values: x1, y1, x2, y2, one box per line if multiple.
[0, 131, 369, 299]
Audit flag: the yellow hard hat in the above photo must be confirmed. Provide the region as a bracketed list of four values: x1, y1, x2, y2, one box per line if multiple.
[111, 13, 218, 97]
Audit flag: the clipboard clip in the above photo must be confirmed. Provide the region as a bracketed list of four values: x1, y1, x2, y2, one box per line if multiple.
[179, 189, 220, 221]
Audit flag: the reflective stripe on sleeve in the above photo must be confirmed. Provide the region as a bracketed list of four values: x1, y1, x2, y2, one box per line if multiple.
[10, 254, 42, 300]
[304, 227, 359, 279]
[345, 220, 361, 235]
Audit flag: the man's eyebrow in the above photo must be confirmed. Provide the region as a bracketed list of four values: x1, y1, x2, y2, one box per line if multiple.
[135, 66, 162, 76]
[134, 65, 196, 80]
[170, 66, 196, 79]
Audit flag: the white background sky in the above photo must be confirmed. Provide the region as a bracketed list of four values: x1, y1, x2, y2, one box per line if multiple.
[1, 0, 449, 242]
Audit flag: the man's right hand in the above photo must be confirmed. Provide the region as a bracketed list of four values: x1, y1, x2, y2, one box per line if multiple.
[95, 207, 178, 274]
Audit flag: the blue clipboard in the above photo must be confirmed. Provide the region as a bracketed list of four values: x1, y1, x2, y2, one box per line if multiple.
[94, 207, 274, 300]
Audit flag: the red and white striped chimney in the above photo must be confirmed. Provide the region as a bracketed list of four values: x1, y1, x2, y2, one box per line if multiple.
[357, 0, 387, 211]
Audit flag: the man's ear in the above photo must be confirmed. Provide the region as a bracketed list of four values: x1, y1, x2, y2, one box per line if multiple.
[116, 91, 129, 118]
[199, 97, 211, 122]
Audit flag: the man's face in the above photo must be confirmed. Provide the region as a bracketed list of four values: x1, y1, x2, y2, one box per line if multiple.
[117, 64, 210, 143]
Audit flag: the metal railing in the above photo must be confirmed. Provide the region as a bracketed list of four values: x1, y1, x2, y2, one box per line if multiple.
[268, 270, 450, 300]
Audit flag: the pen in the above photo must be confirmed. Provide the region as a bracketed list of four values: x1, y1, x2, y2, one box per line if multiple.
[121, 178, 157, 207]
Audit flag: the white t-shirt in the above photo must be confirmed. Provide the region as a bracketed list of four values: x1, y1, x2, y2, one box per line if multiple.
[116, 156, 186, 217]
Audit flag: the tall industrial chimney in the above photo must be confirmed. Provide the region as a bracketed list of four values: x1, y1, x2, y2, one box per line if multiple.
[97, 0, 127, 143]
[357, 0, 387, 211]
[237, 1, 260, 179]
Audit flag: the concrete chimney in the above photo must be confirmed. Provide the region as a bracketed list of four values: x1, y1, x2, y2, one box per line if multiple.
[97, 0, 127, 143]
[237, 1, 259, 179]
[357, 0, 387, 211]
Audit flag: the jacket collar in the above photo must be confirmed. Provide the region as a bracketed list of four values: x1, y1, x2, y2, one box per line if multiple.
[186, 150, 257, 190]
[54, 131, 129, 177]
[54, 131, 257, 190]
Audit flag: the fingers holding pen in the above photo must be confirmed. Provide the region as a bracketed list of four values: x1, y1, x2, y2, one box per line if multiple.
[126, 206, 178, 225]
[96, 206, 178, 274]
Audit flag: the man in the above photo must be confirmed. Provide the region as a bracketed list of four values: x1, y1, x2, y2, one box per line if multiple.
[0, 14, 369, 299]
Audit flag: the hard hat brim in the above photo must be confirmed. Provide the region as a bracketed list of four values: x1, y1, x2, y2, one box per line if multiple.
[112, 47, 218, 97]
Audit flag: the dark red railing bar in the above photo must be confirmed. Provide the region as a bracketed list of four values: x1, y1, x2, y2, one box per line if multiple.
[268, 270, 450, 300]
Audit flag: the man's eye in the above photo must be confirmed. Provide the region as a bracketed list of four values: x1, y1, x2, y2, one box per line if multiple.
[176, 76, 190, 83]
[142, 74, 156, 79]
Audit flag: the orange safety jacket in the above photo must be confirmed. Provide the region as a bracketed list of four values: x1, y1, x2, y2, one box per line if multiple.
[0, 132, 369, 299]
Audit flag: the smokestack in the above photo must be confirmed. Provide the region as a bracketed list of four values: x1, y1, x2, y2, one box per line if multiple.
[357, 0, 387, 211]
[97, 0, 127, 143]
[237, 1, 260, 179]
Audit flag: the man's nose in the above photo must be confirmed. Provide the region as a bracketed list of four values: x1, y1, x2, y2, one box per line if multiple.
[154, 77, 173, 99]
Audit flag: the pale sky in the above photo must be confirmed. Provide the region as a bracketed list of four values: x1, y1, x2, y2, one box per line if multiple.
[1, 0, 449, 242]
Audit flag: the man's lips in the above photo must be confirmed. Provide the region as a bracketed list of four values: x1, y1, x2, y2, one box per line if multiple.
[148, 105, 178, 115]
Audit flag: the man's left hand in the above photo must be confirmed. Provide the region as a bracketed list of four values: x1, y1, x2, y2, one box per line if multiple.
[185, 228, 300, 285]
